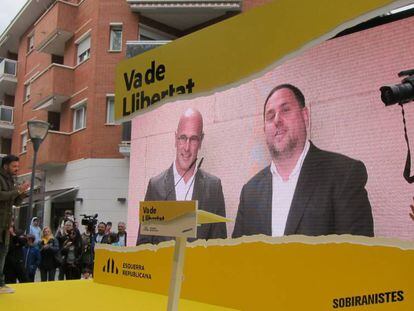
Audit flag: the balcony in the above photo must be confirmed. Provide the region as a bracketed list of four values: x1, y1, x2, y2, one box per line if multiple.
[0, 58, 17, 98]
[126, 40, 170, 58]
[119, 121, 131, 157]
[119, 141, 131, 157]
[128, 0, 242, 31]
[0, 104, 14, 138]
[34, 1, 77, 56]
[31, 64, 74, 112]
[27, 131, 70, 169]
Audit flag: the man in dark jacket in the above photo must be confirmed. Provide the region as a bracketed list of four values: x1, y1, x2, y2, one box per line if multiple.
[94, 222, 109, 244]
[0, 155, 29, 294]
[4, 228, 28, 284]
[232, 84, 373, 238]
[117, 222, 127, 246]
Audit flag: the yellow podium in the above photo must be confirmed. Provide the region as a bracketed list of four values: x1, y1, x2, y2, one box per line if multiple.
[139, 200, 231, 311]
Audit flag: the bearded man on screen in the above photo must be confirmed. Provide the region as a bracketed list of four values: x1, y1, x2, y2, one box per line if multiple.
[232, 84, 374, 238]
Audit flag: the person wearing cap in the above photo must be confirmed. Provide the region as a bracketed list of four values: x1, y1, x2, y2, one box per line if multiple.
[29, 217, 41, 245]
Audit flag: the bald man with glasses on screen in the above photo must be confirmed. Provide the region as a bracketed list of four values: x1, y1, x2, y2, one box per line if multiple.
[136, 108, 227, 245]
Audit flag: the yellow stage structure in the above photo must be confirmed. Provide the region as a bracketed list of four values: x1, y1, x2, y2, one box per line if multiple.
[0, 280, 235, 311]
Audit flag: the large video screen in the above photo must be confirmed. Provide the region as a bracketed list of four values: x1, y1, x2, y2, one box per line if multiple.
[127, 14, 414, 245]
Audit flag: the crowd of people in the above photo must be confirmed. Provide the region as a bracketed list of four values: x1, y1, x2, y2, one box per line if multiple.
[3, 210, 127, 284]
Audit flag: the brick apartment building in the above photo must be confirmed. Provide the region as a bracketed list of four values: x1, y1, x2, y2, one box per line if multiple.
[0, 0, 268, 232]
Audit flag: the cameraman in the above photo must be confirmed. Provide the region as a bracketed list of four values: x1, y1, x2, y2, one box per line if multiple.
[80, 223, 95, 274]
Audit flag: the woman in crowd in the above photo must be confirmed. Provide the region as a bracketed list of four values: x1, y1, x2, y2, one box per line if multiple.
[80, 225, 94, 276]
[38, 226, 59, 281]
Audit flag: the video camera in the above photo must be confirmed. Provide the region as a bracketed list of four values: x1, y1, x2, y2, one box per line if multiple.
[380, 69, 414, 184]
[80, 213, 98, 230]
[380, 69, 414, 106]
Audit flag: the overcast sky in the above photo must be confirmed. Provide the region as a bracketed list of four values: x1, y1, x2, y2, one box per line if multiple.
[0, 0, 27, 35]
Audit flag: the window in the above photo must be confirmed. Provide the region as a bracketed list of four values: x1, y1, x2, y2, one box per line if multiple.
[0, 106, 13, 123]
[106, 96, 115, 124]
[48, 111, 61, 131]
[1, 138, 11, 155]
[24, 84, 31, 101]
[21, 133, 27, 153]
[51, 54, 64, 65]
[27, 34, 34, 53]
[73, 105, 86, 131]
[139, 24, 175, 41]
[109, 24, 122, 51]
[122, 121, 131, 142]
[77, 35, 91, 64]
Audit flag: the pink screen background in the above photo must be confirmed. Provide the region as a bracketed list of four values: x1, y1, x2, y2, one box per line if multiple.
[127, 15, 414, 245]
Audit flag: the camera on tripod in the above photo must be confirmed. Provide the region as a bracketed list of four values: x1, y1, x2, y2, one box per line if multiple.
[380, 69, 414, 106]
[80, 213, 98, 230]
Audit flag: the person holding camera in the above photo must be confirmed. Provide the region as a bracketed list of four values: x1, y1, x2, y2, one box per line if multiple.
[80, 224, 95, 275]
[56, 220, 81, 280]
[38, 226, 59, 281]
[57, 210, 74, 234]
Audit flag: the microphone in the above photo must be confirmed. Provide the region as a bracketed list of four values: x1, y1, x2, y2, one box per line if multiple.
[164, 157, 198, 200]
[196, 157, 204, 170]
[184, 157, 204, 200]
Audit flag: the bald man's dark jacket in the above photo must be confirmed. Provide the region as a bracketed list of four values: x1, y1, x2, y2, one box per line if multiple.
[136, 165, 227, 245]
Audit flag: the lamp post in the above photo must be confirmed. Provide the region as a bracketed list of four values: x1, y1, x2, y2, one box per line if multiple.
[26, 120, 50, 234]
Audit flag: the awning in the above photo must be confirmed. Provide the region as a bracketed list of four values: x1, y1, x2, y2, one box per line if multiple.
[128, 0, 242, 31]
[19, 186, 79, 207]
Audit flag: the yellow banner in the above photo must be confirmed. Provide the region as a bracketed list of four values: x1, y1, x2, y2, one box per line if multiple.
[115, 0, 402, 120]
[140, 200, 197, 238]
[94, 236, 414, 310]
[94, 244, 172, 295]
[140, 201, 196, 223]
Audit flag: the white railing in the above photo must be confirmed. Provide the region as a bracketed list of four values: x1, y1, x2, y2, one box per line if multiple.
[126, 40, 171, 58]
[0, 105, 13, 123]
[0, 58, 17, 77]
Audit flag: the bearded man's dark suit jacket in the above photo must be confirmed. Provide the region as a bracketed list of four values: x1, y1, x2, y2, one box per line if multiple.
[232, 142, 374, 238]
[136, 165, 227, 245]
